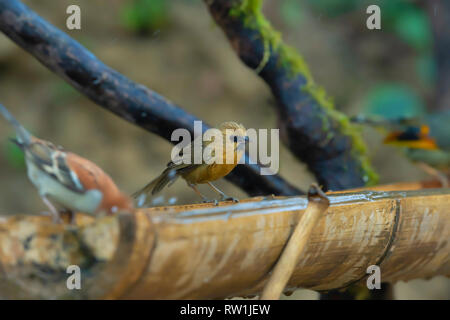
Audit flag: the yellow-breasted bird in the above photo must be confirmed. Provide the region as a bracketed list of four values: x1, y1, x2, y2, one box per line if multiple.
[133, 122, 248, 205]
[352, 111, 450, 186]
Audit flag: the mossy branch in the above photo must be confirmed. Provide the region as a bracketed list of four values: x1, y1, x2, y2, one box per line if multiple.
[205, 0, 378, 190]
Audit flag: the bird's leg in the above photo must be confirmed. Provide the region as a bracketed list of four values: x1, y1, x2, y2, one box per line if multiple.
[64, 210, 76, 225]
[58, 209, 77, 225]
[263, 194, 276, 200]
[206, 182, 239, 203]
[41, 195, 62, 223]
[67, 211, 76, 225]
[417, 162, 449, 188]
[188, 183, 218, 206]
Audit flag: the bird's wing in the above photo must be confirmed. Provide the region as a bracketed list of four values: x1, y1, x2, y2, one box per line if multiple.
[24, 140, 86, 193]
[167, 133, 216, 169]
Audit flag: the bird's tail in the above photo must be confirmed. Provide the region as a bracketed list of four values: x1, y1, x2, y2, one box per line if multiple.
[351, 114, 392, 127]
[0, 103, 32, 145]
[351, 114, 416, 131]
[132, 168, 177, 200]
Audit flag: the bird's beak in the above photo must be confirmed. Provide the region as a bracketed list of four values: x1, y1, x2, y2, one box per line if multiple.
[237, 136, 248, 151]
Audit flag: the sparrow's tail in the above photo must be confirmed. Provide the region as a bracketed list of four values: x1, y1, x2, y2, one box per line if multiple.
[0, 103, 32, 145]
[132, 168, 178, 200]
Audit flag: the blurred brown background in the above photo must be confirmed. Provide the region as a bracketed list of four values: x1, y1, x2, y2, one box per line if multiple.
[0, 0, 447, 299]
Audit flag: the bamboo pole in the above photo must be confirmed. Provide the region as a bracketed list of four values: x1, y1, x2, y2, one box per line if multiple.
[0, 185, 449, 299]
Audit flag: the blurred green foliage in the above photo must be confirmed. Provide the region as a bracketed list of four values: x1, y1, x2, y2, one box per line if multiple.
[391, 6, 431, 51]
[3, 139, 25, 170]
[304, 0, 432, 52]
[281, 0, 305, 27]
[305, 0, 358, 18]
[416, 53, 437, 87]
[363, 84, 426, 119]
[121, 0, 169, 35]
[301, 0, 434, 118]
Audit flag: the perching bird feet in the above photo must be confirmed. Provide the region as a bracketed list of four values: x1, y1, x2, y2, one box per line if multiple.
[41, 196, 63, 224]
[206, 182, 239, 203]
[221, 196, 239, 203]
[39, 210, 63, 224]
[202, 199, 219, 206]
